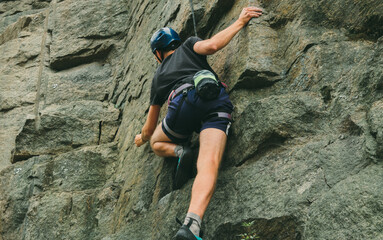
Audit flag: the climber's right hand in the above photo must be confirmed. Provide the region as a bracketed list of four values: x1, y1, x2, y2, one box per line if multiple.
[135, 133, 147, 147]
[237, 7, 263, 26]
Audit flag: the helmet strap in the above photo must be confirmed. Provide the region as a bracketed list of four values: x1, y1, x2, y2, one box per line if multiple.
[160, 51, 164, 63]
[155, 50, 163, 63]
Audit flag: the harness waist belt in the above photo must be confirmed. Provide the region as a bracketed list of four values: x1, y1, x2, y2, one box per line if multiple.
[167, 83, 194, 105]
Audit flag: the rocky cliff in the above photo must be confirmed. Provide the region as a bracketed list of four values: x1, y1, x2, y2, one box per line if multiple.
[1, 0, 382, 239]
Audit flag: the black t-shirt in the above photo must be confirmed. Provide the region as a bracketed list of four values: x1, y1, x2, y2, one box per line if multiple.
[150, 37, 218, 106]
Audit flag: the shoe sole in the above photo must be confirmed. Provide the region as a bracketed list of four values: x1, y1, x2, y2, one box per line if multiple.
[173, 226, 202, 240]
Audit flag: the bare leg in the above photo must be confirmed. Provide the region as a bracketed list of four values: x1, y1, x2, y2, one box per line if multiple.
[150, 122, 177, 157]
[187, 128, 227, 219]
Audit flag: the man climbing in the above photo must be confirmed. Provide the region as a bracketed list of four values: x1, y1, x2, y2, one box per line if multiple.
[135, 6, 262, 240]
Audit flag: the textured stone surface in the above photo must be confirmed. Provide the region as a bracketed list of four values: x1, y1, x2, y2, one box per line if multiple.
[1, 0, 383, 239]
[12, 101, 120, 162]
[48, 0, 128, 70]
[0, 144, 118, 240]
[0, 13, 44, 111]
[369, 100, 383, 160]
[225, 92, 326, 168]
[43, 63, 113, 105]
[0, 108, 33, 172]
[305, 164, 383, 240]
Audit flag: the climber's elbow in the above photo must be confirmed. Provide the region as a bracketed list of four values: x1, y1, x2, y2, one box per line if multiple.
[205, 42, 219, 54]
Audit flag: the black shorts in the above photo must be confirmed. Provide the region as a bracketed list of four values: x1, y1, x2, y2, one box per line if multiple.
[162, 88, 233, 144]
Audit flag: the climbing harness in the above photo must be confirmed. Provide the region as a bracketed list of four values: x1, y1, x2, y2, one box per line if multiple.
[168, 70, 222, 103]
[167, 69, 232, 124]
[189, 0, 198, 37]
[167, 82, 232, 125]
[167, 83, 194, 105]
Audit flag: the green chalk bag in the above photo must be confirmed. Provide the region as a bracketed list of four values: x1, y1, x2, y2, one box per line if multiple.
[193, 70, 221, 100]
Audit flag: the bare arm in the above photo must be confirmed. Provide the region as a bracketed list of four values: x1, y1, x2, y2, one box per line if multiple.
[135, 105, 161, 147]
[193, 7, 263, 55]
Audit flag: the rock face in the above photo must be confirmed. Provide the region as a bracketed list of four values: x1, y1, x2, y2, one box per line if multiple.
[1, 0, 382, 239]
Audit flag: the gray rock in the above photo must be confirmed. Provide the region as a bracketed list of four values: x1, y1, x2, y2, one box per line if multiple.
[0, 155, 52, 239]
[12, 101, 119, 162]
[1, 0, 383, 239]
[0, 1, 45, 33]
[304, 164, 383, 240]
[0, 13, 45, 111]
[368, 100, 383, 160]
[43, 63, 113, 105]
[213, 216, 302, 240]
[0, 144, 118, 240]
[48, 0, 129, 70]
[226, 92, 326, 168]
[0, 106, 34, 171]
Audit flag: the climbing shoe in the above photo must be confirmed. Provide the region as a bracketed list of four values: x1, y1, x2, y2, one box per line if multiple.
[173, 146, 194, 190]
[173, 218, 203, 240]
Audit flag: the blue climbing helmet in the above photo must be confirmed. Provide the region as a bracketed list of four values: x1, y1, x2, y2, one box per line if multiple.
[150, 27, 181, 54]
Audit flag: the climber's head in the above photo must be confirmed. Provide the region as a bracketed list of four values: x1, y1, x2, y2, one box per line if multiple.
[150, 27, 181, 63]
